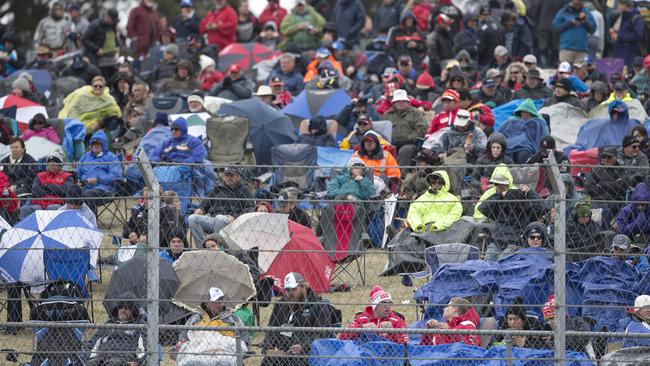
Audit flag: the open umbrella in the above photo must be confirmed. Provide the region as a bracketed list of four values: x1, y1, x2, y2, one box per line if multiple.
[173, 250, 256, 311]
[217, 42, 281, 71]
[0, 94, 49, 132]
[8, 69, 53, 93]
[221, 213, 334, 294]
[0, 210, 102, 283]
[219, 98, 296, 165]
[282, 89, 351, 125]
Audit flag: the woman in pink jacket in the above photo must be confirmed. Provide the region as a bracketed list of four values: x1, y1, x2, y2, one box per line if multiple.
[21, 113, 60, 144]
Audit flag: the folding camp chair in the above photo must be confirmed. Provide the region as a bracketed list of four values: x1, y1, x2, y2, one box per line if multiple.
[206, 115, 249, 165]
[97, 178, 134, 230]
[270, 143, 318, 190]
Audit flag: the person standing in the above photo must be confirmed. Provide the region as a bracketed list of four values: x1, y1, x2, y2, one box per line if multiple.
[610, 0, 645, 68]
[174, 0, 202, 42]
[200, 0, 238, 51]
[552, 0, 596, 64]
[127, 0, 162, 59]
[331, 0, 366, 49]
[82, 9, 120, 78]
[33, 1, 71, 54]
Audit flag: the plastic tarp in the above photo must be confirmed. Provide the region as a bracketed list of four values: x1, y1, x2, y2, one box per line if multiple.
[24, 136, 65, 162]
[498, 118, 547, 157]
[589, 99, 648, 124]
[492, 99, 545, 131]
[144, 97, 185, 123]
[563, 117, 640, 155]
[270, 143, 317, 189]
[316, 146, 354, 178]
[58, 85, 122, 133]
[310, 336, 406, 366]
[540, 103, 589, 150]
[62, 118, 86, 161]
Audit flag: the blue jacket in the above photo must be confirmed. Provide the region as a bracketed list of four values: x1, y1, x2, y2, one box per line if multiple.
[616, 182, 650, 237]
[623, 317, 650, 347]
[267, 68, 305, 96]
[552, 4, 596, 53]
[152, 117, 207, 164]
[614, 8, 645, 66]
[331, 0, 366, 46]
[77, 130, 122, 194]
[326, 167, 375, 200]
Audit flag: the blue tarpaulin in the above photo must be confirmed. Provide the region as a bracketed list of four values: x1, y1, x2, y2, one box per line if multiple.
[492, 99, 545, 131]
[311, 335, 405, 366]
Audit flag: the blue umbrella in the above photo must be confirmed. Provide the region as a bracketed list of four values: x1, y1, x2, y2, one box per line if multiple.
[282, 89, 351, 123]
[0, 210, 102, 284]
[8, 69, 53, 93]
[219, 98, 296, 165]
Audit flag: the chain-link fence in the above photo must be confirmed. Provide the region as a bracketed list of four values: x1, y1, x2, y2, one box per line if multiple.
[1, 155, 650, 365]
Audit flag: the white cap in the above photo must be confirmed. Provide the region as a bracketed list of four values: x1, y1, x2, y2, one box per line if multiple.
[284, 272, 304, 289]
[208, 287, 225, 302]
[523, 54, 537, 64]
[558, 61, 572, 73]
[199, 55, 216, 73]
[187, 94, 204, 105]
[391, 89, 409, 103]
[454, 109, 471, 127]
[494, 45, 509, 57]
[635, 294, 650, 309]
[254, 85, 274, 97]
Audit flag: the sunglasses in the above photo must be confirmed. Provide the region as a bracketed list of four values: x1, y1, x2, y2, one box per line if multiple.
[524, 62, 534, 66]
[92, 84, 105, 89]
[630, 144, 640, 149]
[528, 235, 542, 240]
[358, 121, 370, 125]
[451, 78, 463, 82]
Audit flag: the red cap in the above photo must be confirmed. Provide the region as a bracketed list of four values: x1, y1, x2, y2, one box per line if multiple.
[542, 294, 555, 319]
[644, 54, 650, 68]
[228, 64, 241, 74]
[416, 71, 435, 89]
[441, 89, 460, 103]
[437, 14, 454, 25]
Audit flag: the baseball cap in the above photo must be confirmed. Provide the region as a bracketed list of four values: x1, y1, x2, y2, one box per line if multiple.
[526, 69, 542, 80]
[207, 287, 225, 301]
[454, 109, 471, 127]
[558, 61, 572, 74]
[441, 89, 460, 102]
[316, 47, 331, 58]
[46, 155, 63, 164]
[613, 81, 628, 91]
[269, 76, 284, 86]
[284, 272, 305, 289]
[494, 46, 509, 57]
[489, 173, 510, 185]
[523, 54, 537, 64]
[223, 166, 240, 175]
[357, 114, 372, 123]
[483, 79, 497, 87]
[611, 234, 630, 250]
[228, 64, 241, 74]
[635, 295, 650, 309]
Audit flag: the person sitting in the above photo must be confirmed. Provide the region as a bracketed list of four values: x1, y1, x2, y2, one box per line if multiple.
[202, 234, 261, 280]
[469, 132, 514, 194]
[339, 114, 389, 151]
[457, 88, 495, 133]
[339, 285, 408, 344]
[77, 130, 122, 214]
[60, 54, 101, 84]
[20, 154, 73, 219]
[261, 272, 336, 366]
[420, 297, 480, 346]
[616, 182, 650, 242]
[253, 85, 277, 107]
[20, 113, 60, 144]
[498, 98, 549, 164]
[352, 131, 401, 182]
[210, 64, 255, 101]
[188, 166, 254, 245]
[303, 47, 343, 83]
[427, 89, 460, 135]
[327, 158, 375, 202]
[269, 76, 293, 108]
[433, 109, 487, 164]
[492, 298, 547, 349]
[86, 292, 146, 366]
[160, 59, 201, 93]
[198, 54, 223, 92]
[151, 117, 206, 164]
[401, 150, 444, 201]
[58, 185, 97, 228]
[0, 137, 38, 197]
[584, 80, 609, 112]
[622, 295, 650, 347]
[336, 96, 381, 133]
[541, 295, 593, 354]
[58, 76, 122, 134]
[186, 91, 207, 113]
[174, 287, 249, 360]
[406, 170, 462, 233]
[584, 147, 629, 228]
[618, 135, 649, 185]
[384, 89, 428, 166]
[296, 116, 337, 147]
[566, 201, 600, 262]
[275, 189, 311, 228]
[159, 229, 189, 265]
[610, 234, 631, 262]
[513, 68, 551, 100]
[542, 78, 585, 109]
[567, 100, 640, 153]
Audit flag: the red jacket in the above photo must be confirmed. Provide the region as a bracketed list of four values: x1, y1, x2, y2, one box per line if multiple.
[0, 172, 18, 213]
[199, 70, 224, 91]
[468, 103, 495, 128]
[259, 3, 288, 30]
[273, 90, 293, 108]
[126, 2, 162, 58]
[420, 307, 481, 346]
[412, 3, 432, 32]
[33, 171, 73, 208]
[339, 307, 408, 344]
[199, 6, 238, 50]
[428, 107, 459, 135]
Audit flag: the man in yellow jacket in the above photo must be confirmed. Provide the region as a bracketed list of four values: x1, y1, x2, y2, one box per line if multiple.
[406, 170, 462, 232]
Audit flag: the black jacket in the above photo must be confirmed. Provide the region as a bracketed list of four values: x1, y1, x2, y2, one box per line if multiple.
[82, 19, 120, 64]
[513, 83, 552, 100]
[331, 0, 366, 46]
[60, 63, 102, 84]
[173, 13, 201, 41]
[479, 189, 545, 246]
[199, 180, 255, 217]
[0, 153, 38, 195]
[584, 163, 629, 202]
[477, 19, 505, 65]
[427, 26, 454, 76]
[289, 207, 312, 228]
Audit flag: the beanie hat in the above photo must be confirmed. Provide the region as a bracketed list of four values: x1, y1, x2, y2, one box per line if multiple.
[12, 78, 30, 92]
[574, 201, 592, 218]
[622, 134, 636, 148]
[416, 71, 435, 90]
[542, 294, 555, 320]
[199, 55, 216, 73]
[154, 112, 169, 126]
[441, 89, 460, 102]
[370, 285, 392, 310]
[556, 78, 572, 92]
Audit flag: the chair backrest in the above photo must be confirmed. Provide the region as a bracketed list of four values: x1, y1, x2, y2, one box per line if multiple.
[425, 243, 480, 274]
[370, 120, 393, 143]
[144, 97, 184, 123]
[270, 143, 317, 189]
[206, 115, 249, 164]
[510, 164, 540, 188]
[43, 249, 90, 297]
[299, 119, 338, 138]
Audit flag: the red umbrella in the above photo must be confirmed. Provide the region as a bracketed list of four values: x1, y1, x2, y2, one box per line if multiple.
[217, 42, 281, 72]
[0, 95, 48, 132]
[221, 213, 334, 294]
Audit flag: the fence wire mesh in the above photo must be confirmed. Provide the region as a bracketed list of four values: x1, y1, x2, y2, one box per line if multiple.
[0, 159, 649, 366]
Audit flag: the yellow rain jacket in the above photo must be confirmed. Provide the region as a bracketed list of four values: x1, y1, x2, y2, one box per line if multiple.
[407, 170, 462, 232]
[58, 85, 122, 134]
[473, 164, 514, 221]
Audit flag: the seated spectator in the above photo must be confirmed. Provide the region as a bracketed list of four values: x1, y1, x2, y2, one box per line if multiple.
[0, 116, 13, 145]
[476, 78, 507, 108]
[189, 167, 254, 245]
[566, 201, 600, 261]
[474, 164, 513, 221]
[340, 115, 389, 151]
[20, 154, 73, 219]
[267, 53, 305, 96]
[187, 91, 207, 113]
[513, 69, 551, 100]
[336, 96, 380, 133]
[86, 292, 146, 366]
[519, 222, 550, 252]
[10, 77, 39, 103]
[406, 170, 462, 233]
[305, 62, 352, 91]
[0, 137, 38, 197]
[0, 169, 17, 223]
[492, 298, 547, 349]
[401, 150, 443, 201]
[257, 21, 281, 50]
[160, 59, 201, 93]
[433, 109, 487, 164]
[542, 295, 593, 353]
[385, 89, 427, 166]
[623, 295, 650, 347]
[427, 89, 460, 135]
[210, 64, 255, 101]
[58, 185, 97, 228]
[261, 272, 335, 366]
[256, 201, 273, 213]
[0, 32, 22, 76]
[616, 182, 650, 241]
[470, 132, 514, 194]
[568, 101, 640, 152]
[153, 43, 180, 81]
[122, 188, 181, 246]
[58, 76, 122, 134]
[542, 78, 585, 109]
[122, 81, 151, 143]
[584, 147, 628, 227]
[160, 229, 189, 264]
[584, 80, 608, 112]
[327, 158, 375, 202]
[296, 116, 337, 147]
[60, 54, 101, 84]
[77, 130, 122, 214]
[198, 54, 223, 92]
[275, 189, 311, 228]
[618, 135, 649, 185]
[632, 125, 650, 159]
[151, 117, 207, 163]
[202, 234, 261, 280]
[20, 113, 60, 144]
[421, 297, 480, 346]
[109, 73, 133, 110]
[339, 285, 408, 344]
[269, 76, 293, 108]
[498, 98, 549, 163]
[457, 89, 495, 132]
[304, 48, 343, 83]
[610, 234, 631, 261]
[253, 85, 277, 107]
[352, 131, 401, 181]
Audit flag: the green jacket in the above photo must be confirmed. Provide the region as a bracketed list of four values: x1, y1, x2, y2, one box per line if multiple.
[279, 5, 326, 50]
[383, 105, 428, 146]
[473, 164, 514, 220]
[513, 98, 542, 119]
[326, 167, 375, 200]
[407, 170, 462, 232]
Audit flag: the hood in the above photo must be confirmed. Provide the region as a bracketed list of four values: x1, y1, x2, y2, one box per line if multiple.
[490, 164, 514, 187]
[111, 72, 133, 89]
[486, 132, 507, 158]
[400, 10, 416, 25]
[170, 117, 189, 137]
[308, 116, 328, 135]
[177, 59, 195, 76]
[89, 130, 109, 153]
[28, 116, 52, 130]
[359, 131, 383, 158]
[426, 170, 451, 194]
[111, 292, 139, 321]
[514, 98, 542, 119]
[632, 182, 650, 202]
[522, 221, 548, 246]
[608, 100, 630, 122]
[455, 49, 471, 61]
[591, 81, 608, 94]
[449, 306, 480, 329]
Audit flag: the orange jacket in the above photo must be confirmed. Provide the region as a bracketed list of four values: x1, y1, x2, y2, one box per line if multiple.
[351, 150, 401, 180]
[303, 56, 343, 82]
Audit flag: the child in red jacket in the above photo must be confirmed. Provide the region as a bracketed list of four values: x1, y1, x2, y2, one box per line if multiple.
[420, 297, 481, 346]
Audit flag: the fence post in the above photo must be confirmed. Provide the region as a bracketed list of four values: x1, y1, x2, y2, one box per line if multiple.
[136, 150, 161, 366]
[505, 333, 513, 366]
[545, 152, 566, 366]
[235, 334, 244, 366]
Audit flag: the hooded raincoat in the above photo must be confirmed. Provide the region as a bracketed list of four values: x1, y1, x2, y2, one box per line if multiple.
[152, 118, 207, 163]
[77, 130, 121, 194]
[406, 170, 462, 233]
[616, 183, 650, 238]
